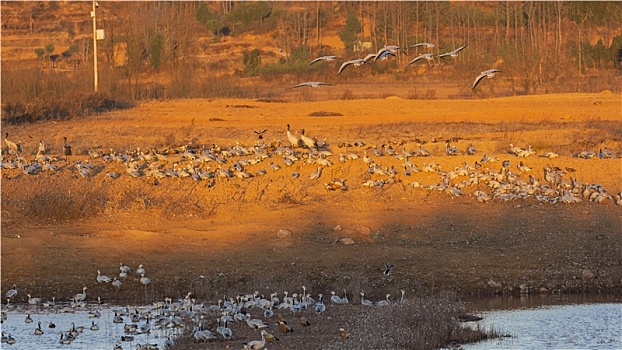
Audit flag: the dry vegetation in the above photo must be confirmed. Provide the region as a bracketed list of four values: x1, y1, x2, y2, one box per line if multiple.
[1, 94, 620, 349]
[1, 3, 621, 347]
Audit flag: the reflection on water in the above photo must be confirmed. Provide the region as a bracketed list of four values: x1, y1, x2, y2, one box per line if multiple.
[464, 293, 621, 312]
[462, 303, 622, 349]
[0, 304, 182, 350]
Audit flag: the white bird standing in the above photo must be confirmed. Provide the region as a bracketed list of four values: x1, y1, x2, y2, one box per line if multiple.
[119, 263, 132, 274]
[472, 69, 502, 89]
[286, 124, 302, 148]
[4, 133, 20, 155]
[73, 287, 87, 302]
[140, 274, 152, 287]
[300, 129, 317, 149]
[112, 277, 123, 291]
[5, 285, 17, 301]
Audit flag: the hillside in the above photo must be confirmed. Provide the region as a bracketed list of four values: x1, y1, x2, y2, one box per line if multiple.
[1, 1, 621, 106]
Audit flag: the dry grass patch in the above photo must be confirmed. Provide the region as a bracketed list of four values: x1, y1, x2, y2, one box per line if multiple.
[308, 110, 344, 117]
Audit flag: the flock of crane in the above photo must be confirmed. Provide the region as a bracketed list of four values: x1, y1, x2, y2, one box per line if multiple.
[2, 262, 408, 350]
[2, 128, 620, 207]
[287, 42, 502, 91]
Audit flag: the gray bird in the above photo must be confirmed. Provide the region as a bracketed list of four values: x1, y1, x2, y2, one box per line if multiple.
[383, 262, 395, 276]
[308, 55, 341, 66]
[410, 42, 436, 49]
[337, 59, 369, 75]
[286, 82, 332, 90]
[405, 53, 436, 68]
[438, 44, 468, 59]
[472, 69, 502, 89]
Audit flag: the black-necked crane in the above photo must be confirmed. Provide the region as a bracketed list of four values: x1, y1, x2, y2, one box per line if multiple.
[286, 124, 302, 148]
[300, 129, 317, 149]
[63, 137, 72, 164]
[4, 133, 20, 155]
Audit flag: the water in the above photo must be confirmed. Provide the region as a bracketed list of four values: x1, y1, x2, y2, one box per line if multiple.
[0, 304, 183, 350]
[462, 302, 622, 349]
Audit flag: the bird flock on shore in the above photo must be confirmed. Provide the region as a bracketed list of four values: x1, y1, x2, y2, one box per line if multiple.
[2, 128, 620, 207]
[287, 43, 502, 91]
[2, 261, 412, 350]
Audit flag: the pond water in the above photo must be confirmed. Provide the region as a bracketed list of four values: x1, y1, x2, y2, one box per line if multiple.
[1, 295, 620, 349]
[0, 304, 182, 350]
[462, 295, 621, 350]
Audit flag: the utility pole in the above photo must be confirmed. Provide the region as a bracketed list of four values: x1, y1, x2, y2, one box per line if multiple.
[91, 1, 99, 92]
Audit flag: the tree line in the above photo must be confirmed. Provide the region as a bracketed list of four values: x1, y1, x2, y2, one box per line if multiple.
[2, 1, 621, 124]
